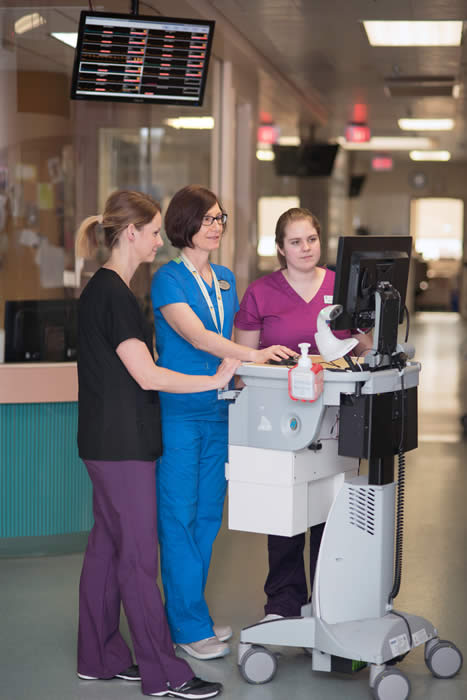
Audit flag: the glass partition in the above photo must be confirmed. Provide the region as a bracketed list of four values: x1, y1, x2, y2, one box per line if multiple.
[0, 4, 217, 341]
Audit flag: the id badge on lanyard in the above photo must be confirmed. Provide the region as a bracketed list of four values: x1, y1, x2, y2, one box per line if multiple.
[179, 253, 225, 335]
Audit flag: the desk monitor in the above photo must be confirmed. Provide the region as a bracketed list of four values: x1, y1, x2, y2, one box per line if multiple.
[331, 236, 412, 362]
[4, 299, 78, 363]
[70, 11, 215, 106]
[331, 236, 412, 331]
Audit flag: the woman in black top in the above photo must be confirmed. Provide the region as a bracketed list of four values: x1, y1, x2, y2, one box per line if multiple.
[75, 190, 238, 698]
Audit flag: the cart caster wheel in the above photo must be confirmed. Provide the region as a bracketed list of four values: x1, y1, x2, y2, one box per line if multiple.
[425, 639, 463, 678]
[371, 668, 411, 700]
[239, 645, 278, 684]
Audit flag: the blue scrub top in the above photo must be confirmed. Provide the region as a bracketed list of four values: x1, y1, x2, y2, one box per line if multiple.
[151, 258, 239, 421]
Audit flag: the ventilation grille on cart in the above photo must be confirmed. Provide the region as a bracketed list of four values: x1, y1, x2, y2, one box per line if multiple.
[348, 486, 376, 535]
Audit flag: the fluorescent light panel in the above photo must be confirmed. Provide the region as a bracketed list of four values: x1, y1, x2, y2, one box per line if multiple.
[15, 13, 46, 35]
[337, 136, 432, 151]
[51, 32, 78, 48]
[165, 117, 214, 129]
[410, 150, 451, 161]
[363, 21, 463, 46]
[278, 136, 300, 146]
[398, 118, 454, 131]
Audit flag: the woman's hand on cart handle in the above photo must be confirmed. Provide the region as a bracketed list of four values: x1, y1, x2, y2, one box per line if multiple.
[212, 357, 242, 389]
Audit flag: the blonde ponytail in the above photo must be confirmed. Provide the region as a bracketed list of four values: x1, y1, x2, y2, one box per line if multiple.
[75, 215, 100, 259]
[75, 191, 161, 261]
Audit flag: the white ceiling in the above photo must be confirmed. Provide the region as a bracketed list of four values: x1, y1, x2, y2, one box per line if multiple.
[210, 0, 467, 161]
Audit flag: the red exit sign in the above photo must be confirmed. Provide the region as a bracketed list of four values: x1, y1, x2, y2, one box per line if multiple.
[345, 122, 371, 143]
[372, 155, 393, 171]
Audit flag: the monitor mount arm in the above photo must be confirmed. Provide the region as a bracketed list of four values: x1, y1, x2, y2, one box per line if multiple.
[365, 281, 401, 370]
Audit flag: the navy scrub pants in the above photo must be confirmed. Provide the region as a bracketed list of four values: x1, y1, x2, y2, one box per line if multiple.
[264, 523, 325, 617]
[78, 459, 193, 696]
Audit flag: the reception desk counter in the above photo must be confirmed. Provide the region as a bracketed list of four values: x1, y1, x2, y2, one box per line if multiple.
[0, 363, 93, 556]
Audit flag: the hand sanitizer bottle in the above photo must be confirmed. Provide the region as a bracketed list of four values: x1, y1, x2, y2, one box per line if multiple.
[288, 342, 324, 402]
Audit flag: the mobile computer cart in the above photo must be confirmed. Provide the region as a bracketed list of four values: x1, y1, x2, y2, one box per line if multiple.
[224, 281, 463, 700]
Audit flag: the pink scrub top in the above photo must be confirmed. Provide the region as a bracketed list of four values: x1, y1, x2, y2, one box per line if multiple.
[234, 267, 355, 354]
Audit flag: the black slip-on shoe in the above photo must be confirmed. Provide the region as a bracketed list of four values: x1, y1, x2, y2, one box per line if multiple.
[78, 664, 141, 681]
[149, 677, 222, 698]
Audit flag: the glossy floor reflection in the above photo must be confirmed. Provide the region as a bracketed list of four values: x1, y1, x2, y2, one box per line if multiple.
[1, 312, 466, 700]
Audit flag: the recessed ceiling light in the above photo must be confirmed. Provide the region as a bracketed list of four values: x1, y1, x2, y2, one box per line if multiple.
[164, 117, 214, 129]
[15, 13, 46, 35]
[398, 118, 455, 131]
[51, 32, 78, 48]
[256, 149, 275, 161]
[278, 136, 300, 146]
[363, 21, 463, 47]
[337, 136, 433, 151]
[410, 150, 451, 161]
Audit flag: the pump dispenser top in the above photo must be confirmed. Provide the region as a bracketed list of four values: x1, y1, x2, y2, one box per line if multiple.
[297, 343, 311, 369]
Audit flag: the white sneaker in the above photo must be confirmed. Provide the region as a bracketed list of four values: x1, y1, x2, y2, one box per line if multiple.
[213, 624, 232, 642]
[178, 637, 230, 660]
[259, 613, 284, 623]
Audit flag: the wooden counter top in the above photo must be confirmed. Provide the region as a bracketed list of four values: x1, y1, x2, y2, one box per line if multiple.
[0, 362, 78, 404]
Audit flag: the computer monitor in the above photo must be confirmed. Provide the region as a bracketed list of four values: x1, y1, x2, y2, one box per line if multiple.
[331, 235, 412, 361]
[70, 11, 215, 106]
[4, 299, 78, 363]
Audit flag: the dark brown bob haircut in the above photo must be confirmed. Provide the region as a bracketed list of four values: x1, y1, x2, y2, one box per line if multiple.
[164, 184, 226, 249]
[275, 207, 321, 268]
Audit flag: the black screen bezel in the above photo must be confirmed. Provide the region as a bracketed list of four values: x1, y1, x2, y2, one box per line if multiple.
[70, 11, 215, 106]
[331, 235, 413, 331]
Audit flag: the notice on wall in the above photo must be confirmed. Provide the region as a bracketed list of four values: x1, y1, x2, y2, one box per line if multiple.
[35, 237, 64, 288]
[37, 182, 54, 211]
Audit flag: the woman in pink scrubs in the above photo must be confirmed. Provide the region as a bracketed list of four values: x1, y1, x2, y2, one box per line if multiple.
[234, 207, 372, 621]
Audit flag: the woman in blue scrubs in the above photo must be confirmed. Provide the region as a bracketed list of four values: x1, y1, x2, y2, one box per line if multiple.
[151, 185, 294, 661]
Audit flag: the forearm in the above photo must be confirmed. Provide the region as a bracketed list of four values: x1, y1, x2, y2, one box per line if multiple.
[190, 327, 257, 361]
[143, 365, 217, 393]
[353, 331, 373, 357]
[116, 338, 218, 392]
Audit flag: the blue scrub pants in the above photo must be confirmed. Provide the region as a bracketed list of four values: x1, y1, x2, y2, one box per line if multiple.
[157, 418, 228, 643]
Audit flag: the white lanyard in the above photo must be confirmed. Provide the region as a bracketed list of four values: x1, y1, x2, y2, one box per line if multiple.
[179, 253, 224, 335]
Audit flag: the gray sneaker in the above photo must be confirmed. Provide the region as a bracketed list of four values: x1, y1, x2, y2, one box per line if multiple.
[178, 637, 229, 660]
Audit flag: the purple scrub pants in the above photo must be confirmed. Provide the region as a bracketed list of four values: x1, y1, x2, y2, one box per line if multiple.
[264, 523, 325, 617]
[78, 459, 193, 696]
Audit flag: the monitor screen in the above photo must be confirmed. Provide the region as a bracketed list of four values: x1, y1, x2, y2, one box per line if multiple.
[273, 143, 339, 177]
[4, 299, 78, 363]
[331, 235, 412, 333]
[70, 11, 215, 106]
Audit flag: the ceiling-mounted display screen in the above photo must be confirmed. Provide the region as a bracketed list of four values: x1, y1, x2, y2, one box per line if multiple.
[273, 143, 339, 177]
[70, 11, 215, 105]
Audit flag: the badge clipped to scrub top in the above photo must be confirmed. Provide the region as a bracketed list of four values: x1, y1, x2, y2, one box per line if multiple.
[218, 280, 230, 291]
[288, 342, 324, 403]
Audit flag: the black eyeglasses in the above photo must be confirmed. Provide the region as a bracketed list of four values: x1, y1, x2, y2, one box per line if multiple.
[201, 213, 228, 226]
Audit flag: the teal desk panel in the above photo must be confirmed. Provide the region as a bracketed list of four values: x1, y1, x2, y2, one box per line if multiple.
[0, 402, 93, 537]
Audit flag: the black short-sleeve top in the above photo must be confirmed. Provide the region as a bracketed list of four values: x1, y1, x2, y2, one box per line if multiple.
[77, 268, 162, 461]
